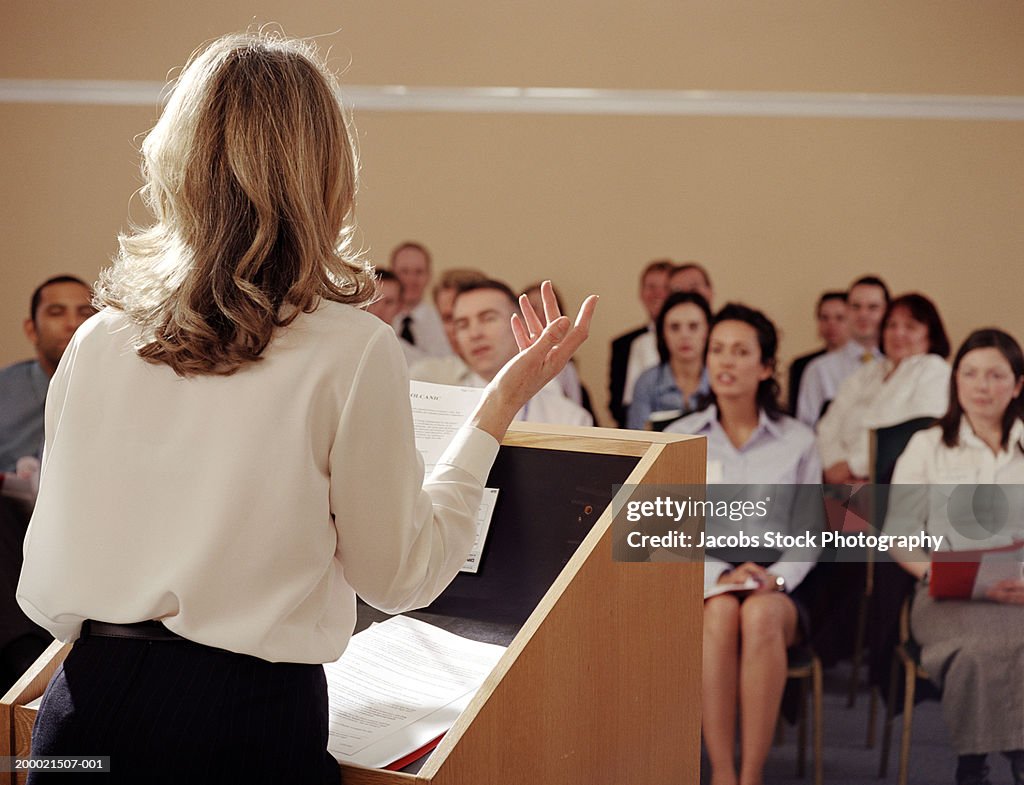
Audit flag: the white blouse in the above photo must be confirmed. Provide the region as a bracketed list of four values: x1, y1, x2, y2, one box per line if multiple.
[18, 304, 498, 664]
[816, 353, 950, 478]
[887, 420, 1024, 550]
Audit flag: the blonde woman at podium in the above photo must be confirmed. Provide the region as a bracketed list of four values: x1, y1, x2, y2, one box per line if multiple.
[15, 33, 595, 785]
[667, 304, 821, 785]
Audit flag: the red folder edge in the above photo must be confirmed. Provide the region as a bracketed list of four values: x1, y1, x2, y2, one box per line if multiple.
[383, 733, 446, 771]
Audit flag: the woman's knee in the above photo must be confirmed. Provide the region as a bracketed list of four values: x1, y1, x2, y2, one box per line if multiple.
[704, 595, 741, 638]
[739, 595, 791, 644]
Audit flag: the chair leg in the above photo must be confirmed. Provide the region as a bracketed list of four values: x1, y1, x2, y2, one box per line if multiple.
[866, 685, 878, 748]
[848, 594, 868, 708]
[898, 668, 917, 785]
[812, 658, 824, 785]
[796, 677, 807, 777]
[879, 654, 900, 778]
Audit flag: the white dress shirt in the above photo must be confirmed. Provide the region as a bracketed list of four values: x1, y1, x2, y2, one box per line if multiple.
[797, 341, 884, 427]
[622, 324, 658, 408]
[392, 300, 451, 358]
[409, 354, 471, 386]
[816, 353, 950, 478]
[461, 373, 592, 427]
[18, 304, 498, 664]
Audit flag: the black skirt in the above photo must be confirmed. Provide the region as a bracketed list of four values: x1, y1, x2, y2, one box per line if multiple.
[28, 626, 341, 785]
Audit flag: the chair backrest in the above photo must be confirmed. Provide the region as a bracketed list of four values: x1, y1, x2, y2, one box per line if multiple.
[870, 416, 937, 485]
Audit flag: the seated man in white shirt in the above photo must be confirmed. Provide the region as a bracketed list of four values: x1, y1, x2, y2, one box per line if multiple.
[608, 259, 673, 426]
[389, 242, 451, 358]
[410, 268, 487, 384]
[452, 279, 593, 427]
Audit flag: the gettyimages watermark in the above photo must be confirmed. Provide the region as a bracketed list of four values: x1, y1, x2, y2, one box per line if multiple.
[611, 484, 1024, 564]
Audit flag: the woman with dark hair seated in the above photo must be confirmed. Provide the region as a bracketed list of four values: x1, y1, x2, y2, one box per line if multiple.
[817, 292, 951, 484]
[626, 291, 712, 430]
[667, 304, 821, 785]
[886, 328, 1024, 785]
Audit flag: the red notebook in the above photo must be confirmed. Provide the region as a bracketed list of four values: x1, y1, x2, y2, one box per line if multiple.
[930, 541, 1024, 599]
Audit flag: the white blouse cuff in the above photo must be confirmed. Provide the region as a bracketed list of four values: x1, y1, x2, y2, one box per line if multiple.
[434, 425, 501, 487]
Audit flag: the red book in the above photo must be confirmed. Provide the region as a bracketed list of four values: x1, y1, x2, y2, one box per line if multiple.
[930, 541, 1024, 600]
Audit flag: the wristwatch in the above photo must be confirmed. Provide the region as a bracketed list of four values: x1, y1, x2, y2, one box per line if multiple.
[773, 574, 787, 593]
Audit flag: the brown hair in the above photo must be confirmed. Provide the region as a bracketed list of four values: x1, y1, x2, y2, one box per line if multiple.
[938, 329, 1024, 450]
[433, 268, 487, 303]
[96, 32, 373, 376]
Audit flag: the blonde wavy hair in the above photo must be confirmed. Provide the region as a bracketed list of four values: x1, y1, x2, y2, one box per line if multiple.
[96, 32, 374, 376]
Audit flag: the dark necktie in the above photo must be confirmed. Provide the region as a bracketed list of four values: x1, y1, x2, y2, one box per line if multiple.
[400, 315, 415, 345]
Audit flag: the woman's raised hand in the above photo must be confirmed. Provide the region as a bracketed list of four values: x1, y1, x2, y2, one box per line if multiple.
[471, 281, 598, 441]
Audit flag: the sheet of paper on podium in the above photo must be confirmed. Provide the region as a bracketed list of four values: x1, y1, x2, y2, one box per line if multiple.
[409, 380, 498, 573]
[325, 615, 506, 768]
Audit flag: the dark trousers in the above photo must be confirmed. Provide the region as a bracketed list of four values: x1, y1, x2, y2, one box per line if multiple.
[28, 631, 341, 785]
[0, 497, 50, 693]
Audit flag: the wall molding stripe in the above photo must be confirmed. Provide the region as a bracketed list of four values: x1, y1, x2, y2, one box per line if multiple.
[2, 79, 1023, 120]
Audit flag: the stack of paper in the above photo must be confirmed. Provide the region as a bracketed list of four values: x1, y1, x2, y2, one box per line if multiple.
[325, 615, 506, 769]
[409, 380, 499, 573]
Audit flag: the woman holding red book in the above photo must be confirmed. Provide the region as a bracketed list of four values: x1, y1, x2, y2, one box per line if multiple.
[887, 328, 1024, 785]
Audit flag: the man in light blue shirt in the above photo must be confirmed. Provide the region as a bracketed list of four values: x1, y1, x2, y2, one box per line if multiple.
[796, 276, 889, 427]
[1, 275, 93, 691]
[0, 275, 95, 472]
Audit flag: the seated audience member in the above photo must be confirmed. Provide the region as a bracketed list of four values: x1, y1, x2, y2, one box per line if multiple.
[626, 292, 711, 431]
[608, 259, 672, 427]
[367, 270, 424, 365]
[366, 270, 402, 324]
[521, 282, 593, 416]
[787, 291, 848, 414]
[409, 268, 487, 384]
[666, 304, 821, 785]
[389, 241, 451, 358]
[885, 328, 1024, 785]
[453, 280, 593, 426]
[0, 275, 94, 692]
[817, 292, 950, 484]
[797, 275, 889, 426]
[1, 275, 95, 473]
[668, 260, 714, 305]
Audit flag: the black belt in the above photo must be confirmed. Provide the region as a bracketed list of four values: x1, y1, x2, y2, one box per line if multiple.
[83, 620, 184, 642]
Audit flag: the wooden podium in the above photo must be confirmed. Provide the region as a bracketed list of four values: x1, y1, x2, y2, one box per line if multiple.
[1, 423, 706, 785]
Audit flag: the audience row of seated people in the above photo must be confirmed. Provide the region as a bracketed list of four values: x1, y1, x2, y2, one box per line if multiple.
[603, 261, 1022, 785]
[4, 249, 1023, 785]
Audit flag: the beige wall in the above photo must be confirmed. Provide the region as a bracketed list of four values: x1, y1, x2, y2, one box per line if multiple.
[3, 2, 1023, 424]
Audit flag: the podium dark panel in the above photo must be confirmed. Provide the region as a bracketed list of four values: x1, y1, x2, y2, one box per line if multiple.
[424, 445, 640, 625]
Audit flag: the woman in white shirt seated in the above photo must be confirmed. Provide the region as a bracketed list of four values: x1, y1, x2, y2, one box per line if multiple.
[667, 304, 822, 785]
[627, 291, 712, 431]
[818, 293, 951, 484]
[886, 328, 1024, 785]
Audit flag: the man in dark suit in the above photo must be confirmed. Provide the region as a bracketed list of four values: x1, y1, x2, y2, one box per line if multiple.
[608, 260, 673, 426]
[786, 290, 848, 414]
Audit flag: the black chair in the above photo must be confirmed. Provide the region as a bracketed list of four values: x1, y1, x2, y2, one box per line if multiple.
[847, 417, 936, 723]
